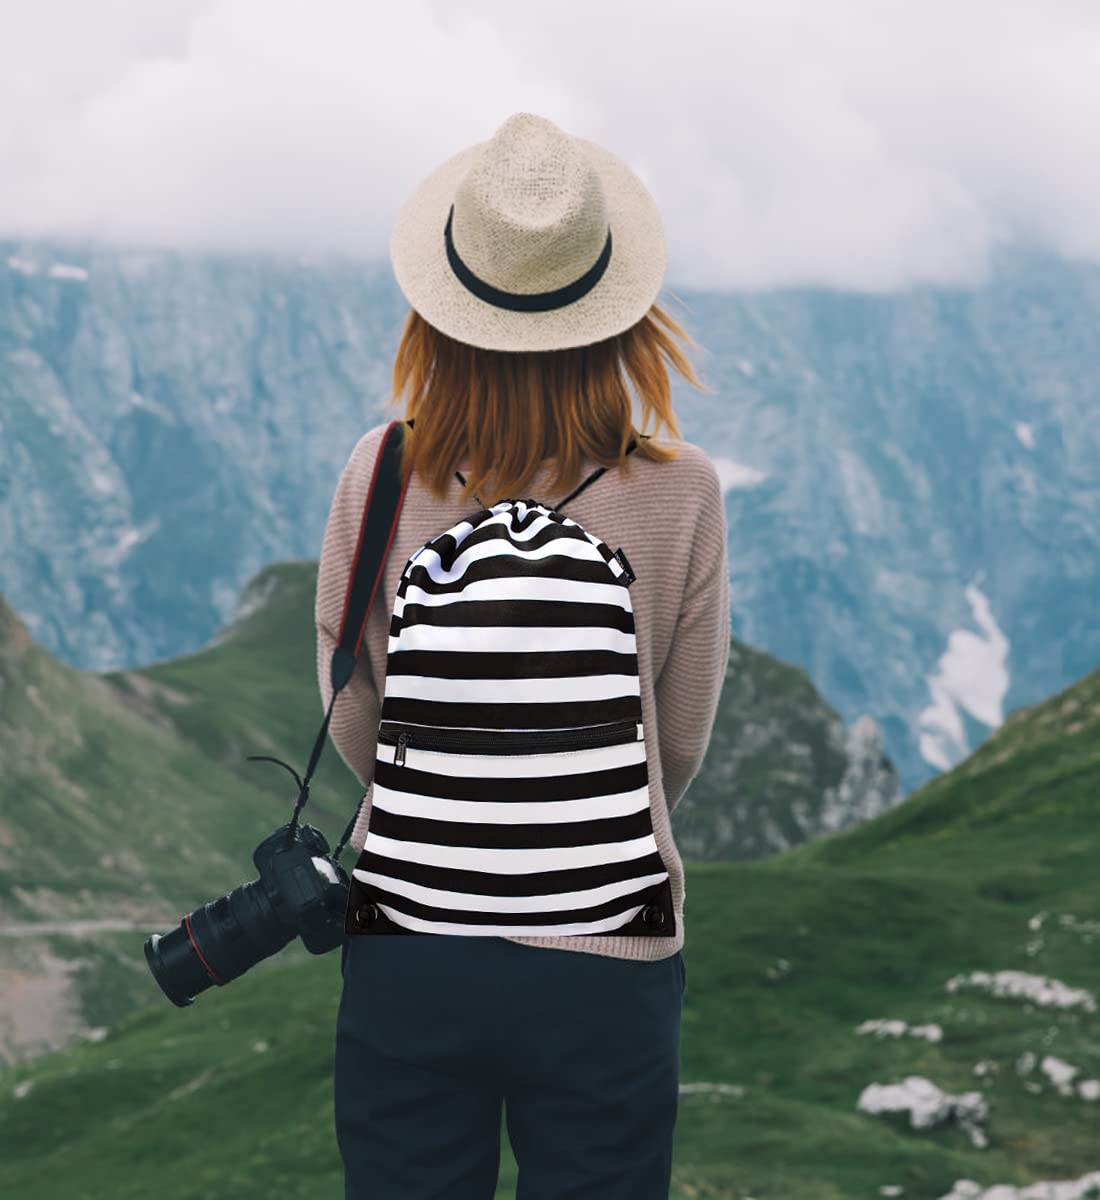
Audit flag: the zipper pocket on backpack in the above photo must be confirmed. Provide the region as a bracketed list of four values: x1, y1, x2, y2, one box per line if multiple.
[378, 719, 641, 767]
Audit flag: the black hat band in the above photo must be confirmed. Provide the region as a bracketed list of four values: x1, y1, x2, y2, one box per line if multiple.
[444, 203, 612, 313]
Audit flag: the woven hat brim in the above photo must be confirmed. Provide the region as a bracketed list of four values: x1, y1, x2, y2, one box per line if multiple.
[389, 135, 667, 352]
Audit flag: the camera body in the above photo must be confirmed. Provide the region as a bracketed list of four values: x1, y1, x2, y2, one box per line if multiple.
[144, 821, 351, 1008]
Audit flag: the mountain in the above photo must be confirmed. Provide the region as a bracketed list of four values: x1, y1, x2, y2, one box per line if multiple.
[0, 562, 896, 1066]
[2, 237, 1098, 797]
[686, 244, 1100, 798]
[1, 590, 1097, 1198]
[0, 239, 405, 674]
[678, 637, 902, 860]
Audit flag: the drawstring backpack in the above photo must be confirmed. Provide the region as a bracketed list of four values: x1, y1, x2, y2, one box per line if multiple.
[315, 418, 675, 939]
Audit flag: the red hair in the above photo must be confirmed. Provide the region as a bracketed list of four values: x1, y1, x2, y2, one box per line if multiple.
[388, 300, 714, 506]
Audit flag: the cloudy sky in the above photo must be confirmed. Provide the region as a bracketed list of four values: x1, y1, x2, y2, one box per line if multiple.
[5, 0, 1100, 291]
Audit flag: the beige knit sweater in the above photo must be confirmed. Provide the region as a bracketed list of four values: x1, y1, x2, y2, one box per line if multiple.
[315, 420, 730, 962]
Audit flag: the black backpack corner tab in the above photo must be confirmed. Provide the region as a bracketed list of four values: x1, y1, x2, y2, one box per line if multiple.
[611, 546, 636, 586]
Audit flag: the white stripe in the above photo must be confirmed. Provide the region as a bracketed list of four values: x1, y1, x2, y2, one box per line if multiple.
[360, 831, 661, 874]
[405, 509, 571, 585]
[374, 736, 644, 778]
[352, 866, 668, 913]
[371, 781, 651, 823]
[371, 904, 651, 937]
[388, 623, 636, 655]
[398, 574, 630, 609]
[412, 533, 606, 587]
[479, 506, 581, 541]
[383, 672, 640, 704]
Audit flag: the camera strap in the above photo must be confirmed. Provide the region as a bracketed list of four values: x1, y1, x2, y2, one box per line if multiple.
[282, 418, 411, 859]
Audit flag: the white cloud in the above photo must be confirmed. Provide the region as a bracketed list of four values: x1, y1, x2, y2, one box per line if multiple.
[3, 0, 1100, 291]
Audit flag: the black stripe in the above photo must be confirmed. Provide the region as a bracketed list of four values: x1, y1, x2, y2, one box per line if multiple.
[384, 648, 639, 680]
[378, 695, 642, 729]
[362, 882, 665, 928]
[444, 204, 613, 313]
[357, 848, 666, 896]
[363, 883, 665, 928]
[391, 598, 636, 634]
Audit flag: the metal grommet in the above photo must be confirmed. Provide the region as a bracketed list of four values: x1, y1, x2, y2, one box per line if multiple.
[642, 904, 665, 929]
[355, 903, 378, 927]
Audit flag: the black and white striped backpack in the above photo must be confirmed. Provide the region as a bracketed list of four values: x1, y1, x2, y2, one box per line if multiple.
[328, 418, 675, 939]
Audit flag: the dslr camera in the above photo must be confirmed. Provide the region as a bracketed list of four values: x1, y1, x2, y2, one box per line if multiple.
[145, 756, 354, 1007]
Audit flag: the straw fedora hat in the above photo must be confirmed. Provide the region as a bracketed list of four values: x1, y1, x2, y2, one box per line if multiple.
[389, 112, 667, 353]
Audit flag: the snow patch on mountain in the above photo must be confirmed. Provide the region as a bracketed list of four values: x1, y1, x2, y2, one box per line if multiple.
[101, 519, 162, 569]
[714, 455, 769, 491]
[918, 583, 1010, 771]
[90, 467, 117, 495]
[47, 262, 89, 281]
[837, 446, 884, 536]
[1014, 421, 1036, 449]
[127, 390, 177, 424]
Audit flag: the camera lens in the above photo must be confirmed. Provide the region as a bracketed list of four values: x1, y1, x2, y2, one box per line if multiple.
[145, 879, 296, 1007]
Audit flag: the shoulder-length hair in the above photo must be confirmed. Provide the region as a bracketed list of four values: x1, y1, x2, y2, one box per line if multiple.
[388, 300, 713, 507]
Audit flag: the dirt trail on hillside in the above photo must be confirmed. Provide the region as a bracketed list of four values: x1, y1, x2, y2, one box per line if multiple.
[0, 918, 176, 936]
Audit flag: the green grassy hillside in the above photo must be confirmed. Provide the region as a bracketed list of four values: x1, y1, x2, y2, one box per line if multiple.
[0, 565, 363, 1059]
[0, 562, 362, 921]
[2, 575, 1098, 1198]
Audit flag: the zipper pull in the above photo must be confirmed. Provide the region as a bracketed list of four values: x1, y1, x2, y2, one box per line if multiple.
[395, 731, 409, 767]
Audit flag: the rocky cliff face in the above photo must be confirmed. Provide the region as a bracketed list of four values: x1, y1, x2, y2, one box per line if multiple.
[2, 237, 1097, 793]
[680, 244, 1100, 793]
[0, 240, 406, 678]
[676, 637, 904, 861]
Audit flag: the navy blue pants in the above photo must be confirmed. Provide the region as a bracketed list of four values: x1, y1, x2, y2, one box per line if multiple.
[334, 932, 685, 1199]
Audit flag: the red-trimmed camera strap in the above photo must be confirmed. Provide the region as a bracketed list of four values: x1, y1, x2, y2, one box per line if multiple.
[331, 419, 412, 693]
[287, 420, 409, 847]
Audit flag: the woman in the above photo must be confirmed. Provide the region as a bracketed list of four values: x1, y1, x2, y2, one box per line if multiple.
[316, 112, 730, 1199]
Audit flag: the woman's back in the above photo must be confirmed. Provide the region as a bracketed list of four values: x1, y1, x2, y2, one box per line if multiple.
[315, 419, 730, 961]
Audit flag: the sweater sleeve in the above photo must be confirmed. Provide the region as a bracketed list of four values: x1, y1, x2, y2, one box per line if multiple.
[654, 451, 731, 814]
[314, 430, 384, 799]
